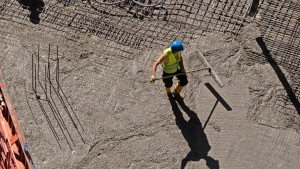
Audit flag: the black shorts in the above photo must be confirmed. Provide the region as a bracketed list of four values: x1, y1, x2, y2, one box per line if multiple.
[162, 69, 188, 88]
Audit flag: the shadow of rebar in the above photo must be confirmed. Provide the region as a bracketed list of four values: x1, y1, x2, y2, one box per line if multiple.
[23, 81, 37, 125]
[31, 44, 85, 149]
[36, 95, 62, 149]
[168, 95, 219, 169]
[256, 37, 300, 114]
[53, 46, 85, 139]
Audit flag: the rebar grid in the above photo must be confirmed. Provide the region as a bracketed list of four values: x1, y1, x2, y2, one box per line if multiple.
[31, 44, 85, 150]
[258, 0, 300, 107]
[0, 0, 251, 49]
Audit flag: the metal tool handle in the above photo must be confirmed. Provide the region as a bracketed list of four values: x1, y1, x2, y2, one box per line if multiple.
[154, 67, 211, 80]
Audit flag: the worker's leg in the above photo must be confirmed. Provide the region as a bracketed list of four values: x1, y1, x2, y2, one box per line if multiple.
[175, 74, 188, 94]
[165, 87, 171, 93]
[162, 72, 174, 94]
[174, 83, 183, 94]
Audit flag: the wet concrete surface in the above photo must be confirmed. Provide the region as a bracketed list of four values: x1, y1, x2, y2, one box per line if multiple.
[0, 3, 300, 168]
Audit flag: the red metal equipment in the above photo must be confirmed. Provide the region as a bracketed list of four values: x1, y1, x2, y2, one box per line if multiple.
[0, 71, 32, 169]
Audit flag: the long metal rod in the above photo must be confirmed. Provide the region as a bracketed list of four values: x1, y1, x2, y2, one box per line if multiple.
[34, 65, 61, 148]
[34, 64, 36, 93]
[48, 78, 76, 148]
[45, 65, 47, 97]
[48, 50, 66, 130]
[57, 46, 59, 92]
[37, 45, 39, 83]
[47, 53, 76, 147]
[32, 48, 67, 149]
[34, 46, 62, 144]
[32, 54, 35, 92]
[32, 44, 85, 148]
[51, 54, 85, 142]
[55, 46, 85, 132]
[154, 67, 210, 80]
[39, 66, 60, 140]
[47, 45, 75, 149]
[44, 67, 76, 149]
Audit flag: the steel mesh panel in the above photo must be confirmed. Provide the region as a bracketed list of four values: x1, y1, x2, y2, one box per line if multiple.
[258, 0, 300, 107]
[0, 0, 251, 49]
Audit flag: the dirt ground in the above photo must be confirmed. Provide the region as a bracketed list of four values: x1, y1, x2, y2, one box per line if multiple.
[1, 1, 300, 169]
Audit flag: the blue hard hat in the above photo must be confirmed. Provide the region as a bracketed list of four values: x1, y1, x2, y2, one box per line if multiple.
[170, 40, 184, 51]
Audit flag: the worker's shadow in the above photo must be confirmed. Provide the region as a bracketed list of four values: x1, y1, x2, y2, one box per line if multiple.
[17, 0, 45, 24]
[168, 96, 219, 169]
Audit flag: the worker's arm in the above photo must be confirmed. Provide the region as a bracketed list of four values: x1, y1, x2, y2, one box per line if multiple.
[150, 53, 167, 83]
[151, 60, 160, 77]
[179, 53, 186, 74]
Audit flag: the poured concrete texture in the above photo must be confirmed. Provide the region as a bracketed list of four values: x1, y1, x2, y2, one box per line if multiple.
[0, 2, 300, 169]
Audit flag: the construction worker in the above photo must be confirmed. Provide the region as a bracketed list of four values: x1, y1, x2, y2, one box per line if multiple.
[150, 40, 188, 99]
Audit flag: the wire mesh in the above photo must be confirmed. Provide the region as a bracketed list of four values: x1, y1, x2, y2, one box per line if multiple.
[258, 0, 300, 109]
[0, 0, 252, 49]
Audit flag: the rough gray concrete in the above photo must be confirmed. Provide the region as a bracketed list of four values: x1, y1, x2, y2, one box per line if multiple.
[0, 4, 300, 169]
